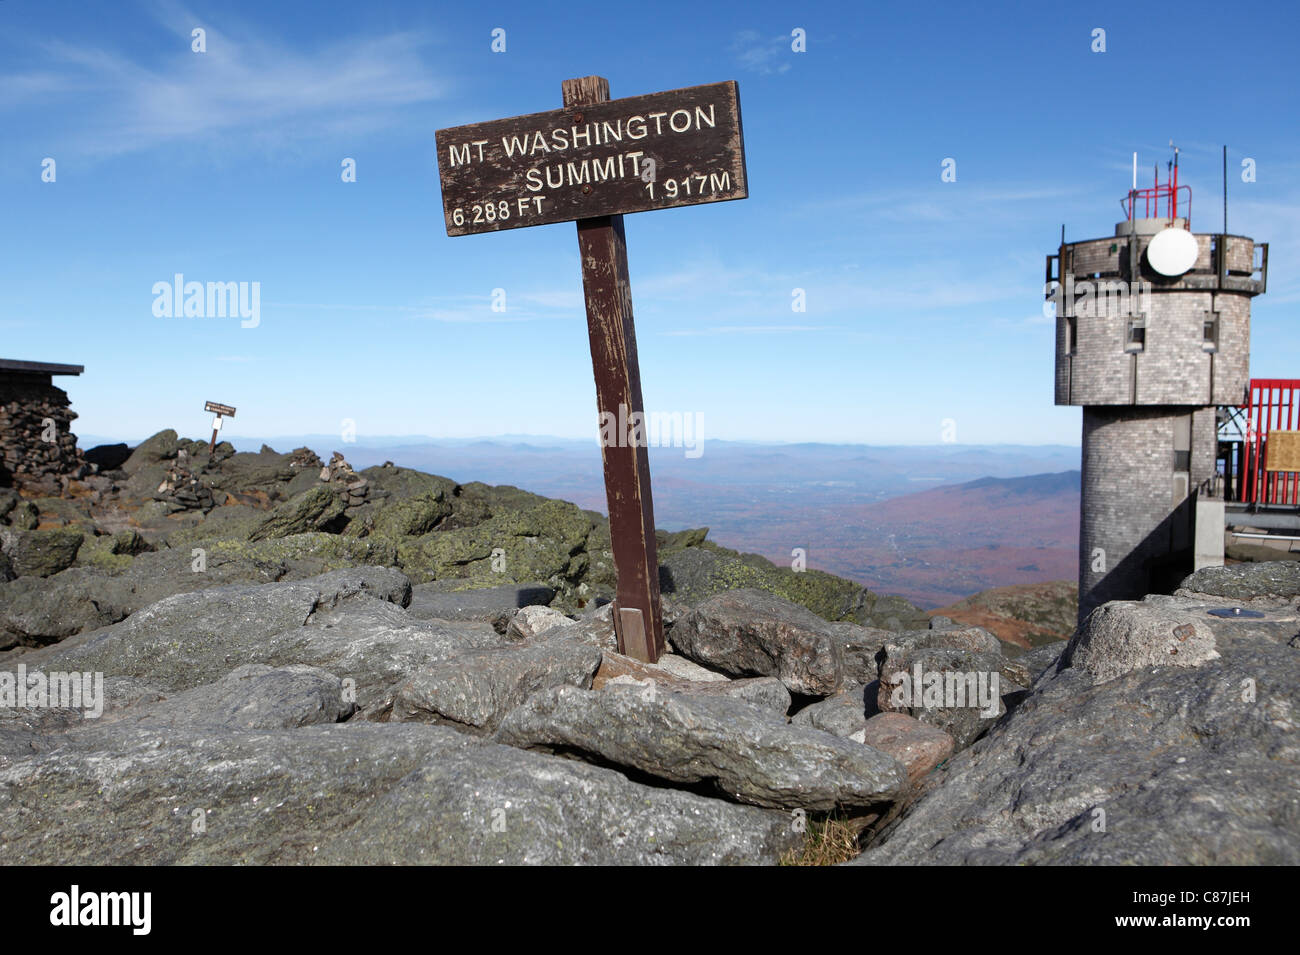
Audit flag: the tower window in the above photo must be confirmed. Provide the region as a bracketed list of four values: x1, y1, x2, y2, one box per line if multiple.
[1203, 311, 1220, 352]
[1125, 316, 1145, 352]
[1066, 316, 1077, 354]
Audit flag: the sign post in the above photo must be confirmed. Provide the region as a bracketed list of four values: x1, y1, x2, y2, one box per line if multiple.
[204, 401, 236, 455]
[435, 77, 747, 662]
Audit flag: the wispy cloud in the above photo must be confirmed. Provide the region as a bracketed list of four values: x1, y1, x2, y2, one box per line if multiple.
[1, 4, 445, 157]
[730, 30, 793, 75]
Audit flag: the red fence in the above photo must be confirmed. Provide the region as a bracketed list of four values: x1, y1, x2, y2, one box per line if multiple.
[1245, 379, 1300, 505]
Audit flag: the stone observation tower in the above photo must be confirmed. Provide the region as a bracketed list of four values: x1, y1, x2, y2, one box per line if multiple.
[1049, 149, 1268, 624]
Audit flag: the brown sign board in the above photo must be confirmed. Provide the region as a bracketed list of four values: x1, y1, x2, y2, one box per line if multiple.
[204, 401, 236, 417]
[1265, 431, 1300, 472]
[435, 81, 746, 236]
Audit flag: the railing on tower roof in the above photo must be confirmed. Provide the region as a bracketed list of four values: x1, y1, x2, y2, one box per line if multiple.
[1119, 149, 1192, 223]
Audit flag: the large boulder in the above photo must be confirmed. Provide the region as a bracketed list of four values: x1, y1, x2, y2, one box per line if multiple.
[0, 538, 405, 649]
[121, 430, 178, 474]
[594, 650, 791, 714]
[389, 638, 603, 732]
[495, 685, 908, 813]
[1179, 561, 1300, 600]
[8, 567, 507, 713]
[406, 581, 556, 624]
[856, 592, 1300, 865]
[670, 589, 844, 696]
[313, 733, 804, 865]
[249, 486, 348, 540]
[395, 499, 591, 595]
[0, 527, 84, 577]
[370, 491, 452, 538]
[0, 723, 480, 864]
[1060, 600, 1221, 685]
[107, 664, 355, 730]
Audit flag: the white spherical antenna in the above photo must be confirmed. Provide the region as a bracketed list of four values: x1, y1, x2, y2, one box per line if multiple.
[1147, 227, 1199, 276]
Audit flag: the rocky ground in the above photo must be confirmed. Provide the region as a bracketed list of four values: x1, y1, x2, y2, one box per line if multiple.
[1, 432, 1296, 864]
[929, 580, 1078, 652]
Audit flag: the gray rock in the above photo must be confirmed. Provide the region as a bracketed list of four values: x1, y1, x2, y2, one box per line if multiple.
[829, 621, 892, 683]
[249, 486, 347, 541]
[495, 686, 907, 812]
[0, 547, 296, 647]
[121, 429, 178, 473]
[856, 598, 1300, 865]
[1006, 640, 1068, 689]
[654, 652, 729, 683]
[876, 643, 1007, 750]
[792, 681, 878, 738]
[538, 605, 620, 653]
[670, 589, 844, 696]
[0, 723, 479, 863]
[506, 605, 572, 641]
[110, 664, 354, 730]
[0, 527, 84, 577]
[390, 638, 602, 732]
[1180, 561, 1300, 599]
[1061, 600, 1221, 685]
[314, 735, 802, 865]
[370, 491, 452, 537]
[407, 581, 557, 626]
[14, 567, 496, 713]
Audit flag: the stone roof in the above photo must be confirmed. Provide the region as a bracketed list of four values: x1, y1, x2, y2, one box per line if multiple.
[0, 358, 84, 376]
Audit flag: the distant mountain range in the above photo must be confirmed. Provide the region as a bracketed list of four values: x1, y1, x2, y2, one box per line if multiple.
[78, 433, 1081, 608]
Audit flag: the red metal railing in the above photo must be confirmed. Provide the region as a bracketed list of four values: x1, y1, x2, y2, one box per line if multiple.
[1244, 378, 1300, 505]
[1121, 160, 1192, 222]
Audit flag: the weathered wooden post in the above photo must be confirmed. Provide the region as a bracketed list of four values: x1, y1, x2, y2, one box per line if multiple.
[204, 401, 236, 455]
[434, 77, 747, 662]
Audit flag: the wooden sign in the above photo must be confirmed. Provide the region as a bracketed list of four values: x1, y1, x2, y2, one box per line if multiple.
[434, 77, 747, 663]
[204, 401, 236, 454]
[1265, 431, 1300, 472]
[435, 81, 746, 236]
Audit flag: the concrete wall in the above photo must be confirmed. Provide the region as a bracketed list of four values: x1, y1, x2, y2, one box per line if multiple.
[1077, 406, 1220, 623]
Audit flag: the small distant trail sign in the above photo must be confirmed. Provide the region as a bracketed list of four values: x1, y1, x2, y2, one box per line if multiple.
[435, 77, 748, 663]
[204, 401, 236, 454]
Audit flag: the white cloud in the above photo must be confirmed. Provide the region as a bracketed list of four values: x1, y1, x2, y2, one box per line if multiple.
[730, 30, 793, 75]
[1, 5, 445, 157]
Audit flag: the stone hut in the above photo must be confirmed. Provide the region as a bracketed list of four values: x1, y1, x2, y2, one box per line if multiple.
[0, 358, 87, 492]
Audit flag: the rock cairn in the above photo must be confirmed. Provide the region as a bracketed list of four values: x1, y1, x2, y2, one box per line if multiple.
[320, 451, 369, 508]
[156, 452, 216, 511]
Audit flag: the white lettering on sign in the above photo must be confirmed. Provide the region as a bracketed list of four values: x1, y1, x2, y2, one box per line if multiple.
[477, 106, 716, 162]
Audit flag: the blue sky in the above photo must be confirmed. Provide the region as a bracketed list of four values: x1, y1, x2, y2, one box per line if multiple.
[2, 0, 1297, 447]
